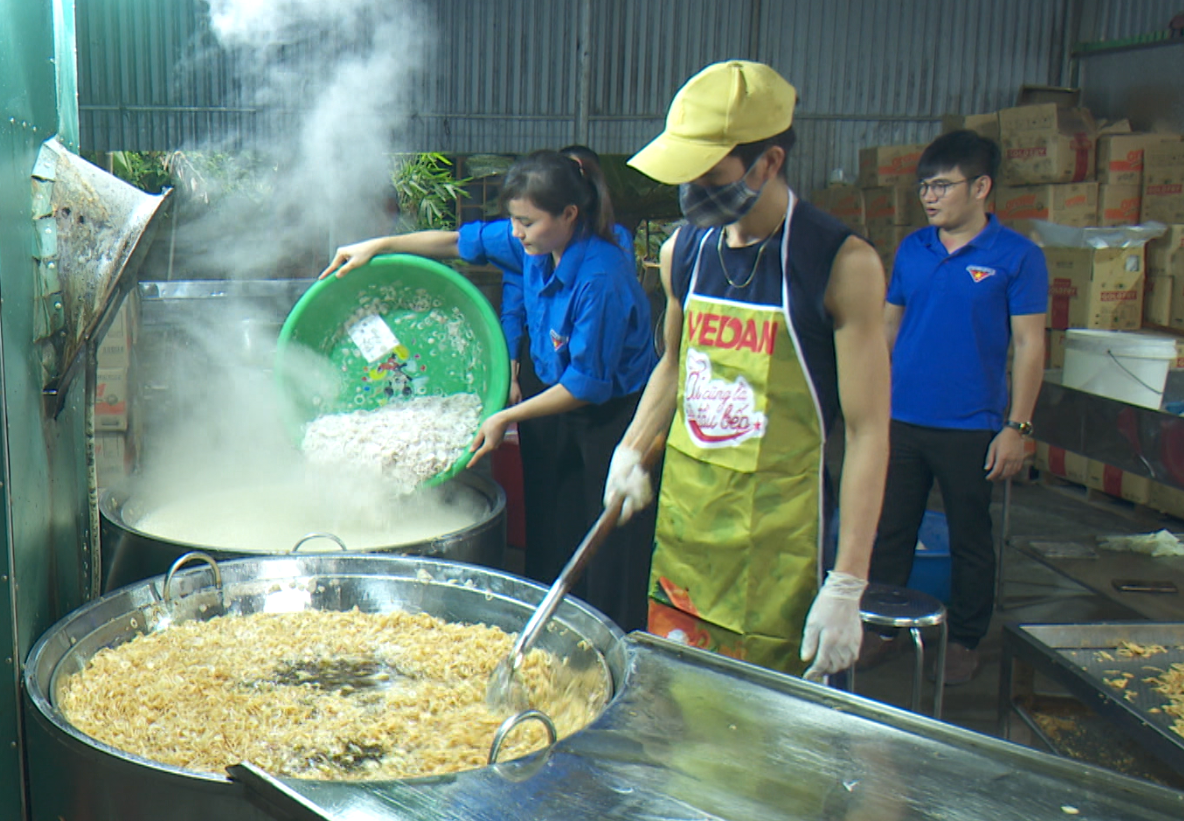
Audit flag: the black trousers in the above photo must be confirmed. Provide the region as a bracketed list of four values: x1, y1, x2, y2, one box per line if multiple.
[869, 420, 996, 649]
[516, 347, 657, 632]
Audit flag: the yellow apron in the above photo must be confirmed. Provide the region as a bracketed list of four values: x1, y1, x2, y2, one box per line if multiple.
[648, 192, 826, 675]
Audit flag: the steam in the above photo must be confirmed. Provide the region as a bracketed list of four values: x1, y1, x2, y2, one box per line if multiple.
[171, 0, 435, 278]
[133, 297, 483, 549]
[125, 2, 484, 550]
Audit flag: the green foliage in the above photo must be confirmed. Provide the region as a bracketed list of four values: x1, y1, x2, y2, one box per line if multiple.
[83, 150, 172, 193]
[83, 149, 276, 204]
[390, 153, 470, 231]
[163, 150, 276, 205]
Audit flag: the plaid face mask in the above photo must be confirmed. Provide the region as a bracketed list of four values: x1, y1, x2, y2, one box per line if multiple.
[678, 155, 768, 227]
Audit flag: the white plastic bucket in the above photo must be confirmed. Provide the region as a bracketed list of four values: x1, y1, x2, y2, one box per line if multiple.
[1062, 329, 1176, 410]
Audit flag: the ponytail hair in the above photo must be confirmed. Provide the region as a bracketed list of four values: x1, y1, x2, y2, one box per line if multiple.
[500, 148, 616, 244]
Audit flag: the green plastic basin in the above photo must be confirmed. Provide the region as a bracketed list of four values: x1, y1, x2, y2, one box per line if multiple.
[275, 254, 510, 487]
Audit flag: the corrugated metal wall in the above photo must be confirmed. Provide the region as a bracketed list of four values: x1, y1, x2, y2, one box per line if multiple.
[77, 0, 1183, 196]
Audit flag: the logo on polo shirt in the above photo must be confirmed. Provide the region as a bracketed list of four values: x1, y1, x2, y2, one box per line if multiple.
[967, 265, 996, 282]
[549, 329, 568, 351]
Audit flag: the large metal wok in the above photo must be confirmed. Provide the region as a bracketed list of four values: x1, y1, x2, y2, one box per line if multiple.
[24, 554, 623, 821]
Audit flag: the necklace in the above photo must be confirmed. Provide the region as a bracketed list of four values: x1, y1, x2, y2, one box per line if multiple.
[717, 219, 785, 289]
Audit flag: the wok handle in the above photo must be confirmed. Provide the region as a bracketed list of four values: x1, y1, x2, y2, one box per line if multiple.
[507, 433, 666, 666]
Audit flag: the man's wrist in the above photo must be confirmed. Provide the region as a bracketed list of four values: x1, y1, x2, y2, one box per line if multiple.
[1004, 419, 1032, 436]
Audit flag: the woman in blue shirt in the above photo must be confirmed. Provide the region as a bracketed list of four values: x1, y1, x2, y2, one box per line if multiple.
[320, 150, 658, 630]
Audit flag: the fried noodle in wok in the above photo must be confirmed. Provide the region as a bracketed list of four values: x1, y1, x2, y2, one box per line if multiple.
[58, 609, 608, 780]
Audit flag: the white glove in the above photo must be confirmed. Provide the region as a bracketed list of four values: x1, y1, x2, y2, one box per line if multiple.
[603, 444, 653, 524]
[800, 570, 867, 681]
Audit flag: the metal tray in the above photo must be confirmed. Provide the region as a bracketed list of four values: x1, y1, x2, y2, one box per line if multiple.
[1006, 623, 1184, 776]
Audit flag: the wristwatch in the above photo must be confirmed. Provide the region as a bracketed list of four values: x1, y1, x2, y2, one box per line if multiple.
[1005, 420, 1033, 436]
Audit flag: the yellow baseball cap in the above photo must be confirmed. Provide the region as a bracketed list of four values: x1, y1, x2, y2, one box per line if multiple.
[629, 60, 797, 185]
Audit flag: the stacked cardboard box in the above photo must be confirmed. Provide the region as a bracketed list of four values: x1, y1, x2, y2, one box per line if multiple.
[1149, 483, 1184, 519]
[998, 104, 1096, 185]
[994, 182, 1098, 227]
[1033, 442, 1089, 485]
[94, 299, 137, 486]
[1045, 328, 1067, 368]
[1143, 142, 1184, 224]
[862, 184, 926, 276]
[810, 185, 865, 234]
[1145, 224, 1184, 330]
[1044, 245, 1144, 330]
[1096, 133, 1176, 185]
[941, 112, 1000, 142]
[858, 144, 927, 188]
[996, 103, 1102, 237]
[1085, 459, 1153, 505]
[1034, 443, 1153, 506]
[1144, 273, 1173, 327]
[1097, 184, 1142, 226]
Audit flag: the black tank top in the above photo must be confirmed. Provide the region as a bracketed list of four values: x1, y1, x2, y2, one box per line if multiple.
[670, 199, 854, 433]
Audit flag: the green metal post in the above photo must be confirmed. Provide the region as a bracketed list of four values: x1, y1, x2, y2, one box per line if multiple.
[0, 1, 88, 818]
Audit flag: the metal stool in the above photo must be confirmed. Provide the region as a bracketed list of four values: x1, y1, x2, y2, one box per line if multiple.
[846, 583, 948, 718]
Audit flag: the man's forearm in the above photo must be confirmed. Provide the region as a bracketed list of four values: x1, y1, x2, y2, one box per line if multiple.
[622, 354, 678, 451]
[1008, 341, 1044, 424]
[832, 422, 889, 580]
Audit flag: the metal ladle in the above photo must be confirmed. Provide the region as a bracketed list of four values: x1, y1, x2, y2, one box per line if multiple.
[486, 434, 665, 711]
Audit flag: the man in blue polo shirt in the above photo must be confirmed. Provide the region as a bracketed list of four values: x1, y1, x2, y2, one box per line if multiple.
[866, 130, 1047, 685]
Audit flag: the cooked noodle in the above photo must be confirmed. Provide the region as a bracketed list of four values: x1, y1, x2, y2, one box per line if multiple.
[59, 609, 607, 780]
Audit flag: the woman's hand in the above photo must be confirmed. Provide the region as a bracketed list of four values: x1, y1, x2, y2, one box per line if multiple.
[319, 239, 385, 280]
[508, 378, 523, 406]
[467, 412, 512, 467]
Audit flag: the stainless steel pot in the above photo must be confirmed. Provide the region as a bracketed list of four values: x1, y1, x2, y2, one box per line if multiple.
[99, 471, 506, 591]
[24, 554, 626, 821]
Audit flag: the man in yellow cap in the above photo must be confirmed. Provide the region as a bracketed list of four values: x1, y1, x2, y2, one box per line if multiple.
[604, 60, 890, 679]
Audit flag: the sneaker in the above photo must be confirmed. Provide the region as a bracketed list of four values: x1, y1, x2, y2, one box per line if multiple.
[856, 631, 900, 671]
[938, 642, 979, 686]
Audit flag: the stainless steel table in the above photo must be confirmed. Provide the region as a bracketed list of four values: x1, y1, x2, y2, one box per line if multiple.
[1000, 622, 1184, 789]
[996, 372, 1184, 616]
[234, 632, 1184, 821]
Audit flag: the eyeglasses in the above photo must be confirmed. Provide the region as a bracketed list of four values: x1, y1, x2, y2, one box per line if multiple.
[915, 177, 979, 198]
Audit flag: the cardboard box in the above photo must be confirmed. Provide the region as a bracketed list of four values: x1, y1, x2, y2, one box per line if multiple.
[858, 144, 927, 188]
[995, 182, 1098, 227]
[863, 185, 926, 227]
[1149, 482, 1184, 519]
[811, 185, 865, 233]
[94, 433, 129, 485]
[1096, 183, 1142, 226]
[1001, 219, 1043, 244]
[1171, 273, 1184, 331]
[1016, 86, 1081, 107]
[1036, 442, 1089, 485]
[1096, 133, 1181, 186]
[867, 223, 915, 262]
[1169, 336, 1184, 370]
[95, 367, 129, 431]
[1142, 142, 1184, 224]
[1086, 460, 1153, 505]
[97, 303, 131, 369]
[1043, 246, 1144, 330]
[941, 112, 1000, 142]
[876, 248, 896, 282]
[1146, 224, 1184, 275]
[999, 104, 1096, 185]
[1046, 328, 1067, 368]
[1144, 274, 1174, 326]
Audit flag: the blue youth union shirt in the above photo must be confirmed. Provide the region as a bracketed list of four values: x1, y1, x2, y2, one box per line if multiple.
[457, 220, 655, 403]
[887, 215, 1047, 430]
